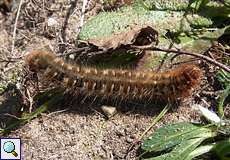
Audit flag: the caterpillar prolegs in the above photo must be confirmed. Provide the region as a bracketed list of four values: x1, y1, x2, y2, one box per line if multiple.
[26, 50, 202, 102]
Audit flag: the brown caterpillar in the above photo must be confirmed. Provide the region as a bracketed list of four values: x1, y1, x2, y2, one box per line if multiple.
[26, 50, 202, 102]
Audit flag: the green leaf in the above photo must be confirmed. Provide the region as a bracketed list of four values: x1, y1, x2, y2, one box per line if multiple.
[79, 5, 212, 40]
[224, 0, 230, 7]
[189, 0, 210, 12]
[213, 138, 230, 160]
[141, 122, 215, 152]
[143, 137, 206, 160]
[178, 26, 229, 54]
[198, 1, 230, 24]
[218, 85, 230, 117]
[142, 153, 170, 160]
[186, 144, 215, 159]
[167, 137, 206, 160]
[141, 0, 191, 11]
[216, 70, 230, 89]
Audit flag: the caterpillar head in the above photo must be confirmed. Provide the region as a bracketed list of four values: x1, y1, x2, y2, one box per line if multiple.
[26, 50, 55, 72]
[182, 64, 202, 88]
[170, 64, 203, 99]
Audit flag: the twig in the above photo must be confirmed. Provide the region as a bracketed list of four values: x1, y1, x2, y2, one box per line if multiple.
[76, 0, 88, 38]
[200, 90, 224, 97]
[130, 44, 230, 73]
[25, 88, 33, 113]
[80, 0, 88, 28]
[3, 113, 21, 120]
[46, 109, 69, 117]
[11, 0, 24, 55]
[61, 0, 77, 41]
[57, 47, 89, 57]
[0, 58, 17, 63]
[60, 0, 77, 52]
[195, 93, 210, 107]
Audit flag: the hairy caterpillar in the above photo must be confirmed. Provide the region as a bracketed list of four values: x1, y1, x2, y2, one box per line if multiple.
[26, 50, 202, 102]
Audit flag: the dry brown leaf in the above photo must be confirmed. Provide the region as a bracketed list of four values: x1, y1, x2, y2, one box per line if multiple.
[83, 26, 158, 51]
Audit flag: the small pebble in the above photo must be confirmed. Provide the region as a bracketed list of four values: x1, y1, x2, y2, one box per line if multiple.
[101, 105, 117, 118]
[47, 17, 58, 27]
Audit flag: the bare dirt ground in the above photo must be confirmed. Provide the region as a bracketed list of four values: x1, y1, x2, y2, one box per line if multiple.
[0, 0, 229, 160]
[8, 103, 200, 159]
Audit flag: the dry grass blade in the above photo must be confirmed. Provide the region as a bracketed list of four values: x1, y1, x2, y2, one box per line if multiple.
[11, 0, 24, 56]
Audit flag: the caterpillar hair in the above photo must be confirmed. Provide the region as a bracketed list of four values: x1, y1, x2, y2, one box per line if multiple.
[26, 50, 202, 102]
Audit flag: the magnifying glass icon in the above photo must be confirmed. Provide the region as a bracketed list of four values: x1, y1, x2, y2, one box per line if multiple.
[3, 141, 18, 157]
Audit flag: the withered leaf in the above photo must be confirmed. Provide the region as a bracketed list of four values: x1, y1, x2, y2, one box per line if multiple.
[83, 26, 158, 51]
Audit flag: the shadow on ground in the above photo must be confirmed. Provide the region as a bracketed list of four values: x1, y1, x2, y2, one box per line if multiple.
[0, 83, 179, 133]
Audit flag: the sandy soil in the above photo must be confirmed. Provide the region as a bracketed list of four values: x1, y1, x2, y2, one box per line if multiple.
[8, 103, 199, 159]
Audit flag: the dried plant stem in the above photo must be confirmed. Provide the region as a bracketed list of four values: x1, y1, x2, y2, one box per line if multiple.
[80, 0, 87, 28]
[11, 0, 24, 55]
[131, 44, 230, 73]
[76, 0, 88, 38]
